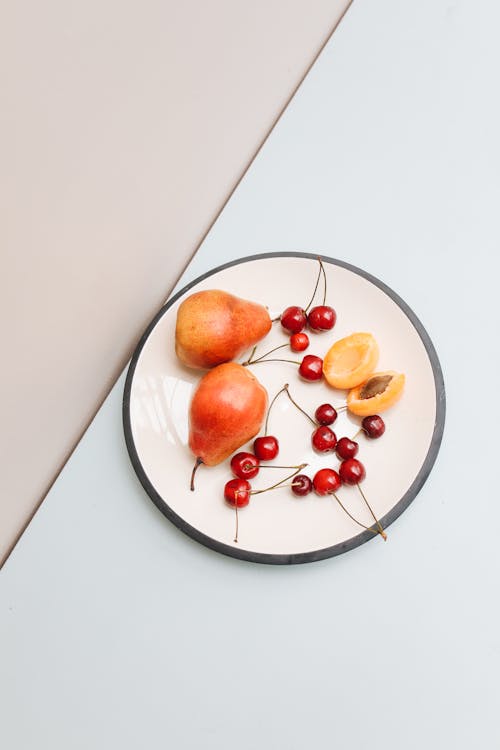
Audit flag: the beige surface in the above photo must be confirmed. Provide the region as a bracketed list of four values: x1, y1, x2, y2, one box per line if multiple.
[0, 0, 350, 562]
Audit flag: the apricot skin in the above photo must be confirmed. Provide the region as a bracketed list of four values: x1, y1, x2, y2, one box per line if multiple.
[347, 371, 405, 416]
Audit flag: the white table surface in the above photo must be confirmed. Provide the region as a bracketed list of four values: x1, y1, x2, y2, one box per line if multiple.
[2, 1, 499, 747]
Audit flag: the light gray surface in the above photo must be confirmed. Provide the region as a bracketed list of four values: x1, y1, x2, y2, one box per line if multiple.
[1, 0, 499, 747]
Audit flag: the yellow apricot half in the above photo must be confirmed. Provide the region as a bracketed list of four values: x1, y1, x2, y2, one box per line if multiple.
[347, 371, 405, 416]
[323, 332, 379, 389]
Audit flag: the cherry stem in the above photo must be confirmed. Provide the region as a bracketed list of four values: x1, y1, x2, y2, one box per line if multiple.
[233, 492, 241, 543]
[242, 461, 305, 471]
[243, 342, 289, 366]
[319, 256, 327, 306]
[357, 484, 387, 540]
[190, 457, 203, 491]
[245, 358, 301, 366]
[251, 464, 308, 495]
[283, 384, 316, 426]
[246, 345, 257, 363]
[304, 258, 323, 313]
[277, 481, 306, 490]
[331, 493, 378, 535]
[259, 464, 305, 470]
[264, 384, 288, 435]
[352, 428, 362, 440]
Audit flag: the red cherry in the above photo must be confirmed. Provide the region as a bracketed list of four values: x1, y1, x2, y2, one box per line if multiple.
[314, 403, 338, 425]
[339, 458, 366, 485]
[291, 474, 313, 496]
[307, 305, 336, 331]
[290, 332, 309, 352]
[224, 479, 251, 507]
[253, 435, 279, 461]
[311, 426, 337, 452]
[313, 468, 342, 495]
[230, 452, 260, 480]
[335, 437, 359, 460]
[281, 306, 307, 334]
[299, 355, 323, 381]
[362, 415, 386, 439]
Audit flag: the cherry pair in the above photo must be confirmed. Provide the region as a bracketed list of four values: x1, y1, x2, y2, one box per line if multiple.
[291, 461, 387, 540]
[224, 459, 305, 511]
[281, 304, 336, 336]
[280, 257, 336, 338]
[224, 464, 307, 543]
[334, 415, 385, 459]
[291, 459, 366, 497]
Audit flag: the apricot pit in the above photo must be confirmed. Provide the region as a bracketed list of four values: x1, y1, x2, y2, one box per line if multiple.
[347, 370, 405, 416]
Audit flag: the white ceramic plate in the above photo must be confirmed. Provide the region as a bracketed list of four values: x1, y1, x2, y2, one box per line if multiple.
[123, 253, 445, 564]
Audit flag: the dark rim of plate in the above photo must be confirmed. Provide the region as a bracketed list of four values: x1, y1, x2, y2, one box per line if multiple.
[123, 251, 446, 565]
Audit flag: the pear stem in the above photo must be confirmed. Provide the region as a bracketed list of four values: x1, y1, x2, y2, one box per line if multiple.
[283, 384, 317, 427]
[331, 493, 378, 535]
[357, 484, 387, 540]
[251, 464, 308, 495]
[304, 258, 323, 313]
[190, 457, 203, 491]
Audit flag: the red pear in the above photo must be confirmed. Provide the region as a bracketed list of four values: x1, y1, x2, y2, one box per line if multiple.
[175, 290, 272, 370]
[189, 363, 267, 488]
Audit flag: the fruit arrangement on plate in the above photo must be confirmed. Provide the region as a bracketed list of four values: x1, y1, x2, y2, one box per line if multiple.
[124, 252, 444, 562]
[176, 259, 406, 545]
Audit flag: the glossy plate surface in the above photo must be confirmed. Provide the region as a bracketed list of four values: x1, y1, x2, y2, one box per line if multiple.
[123, 253, 445, 564]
